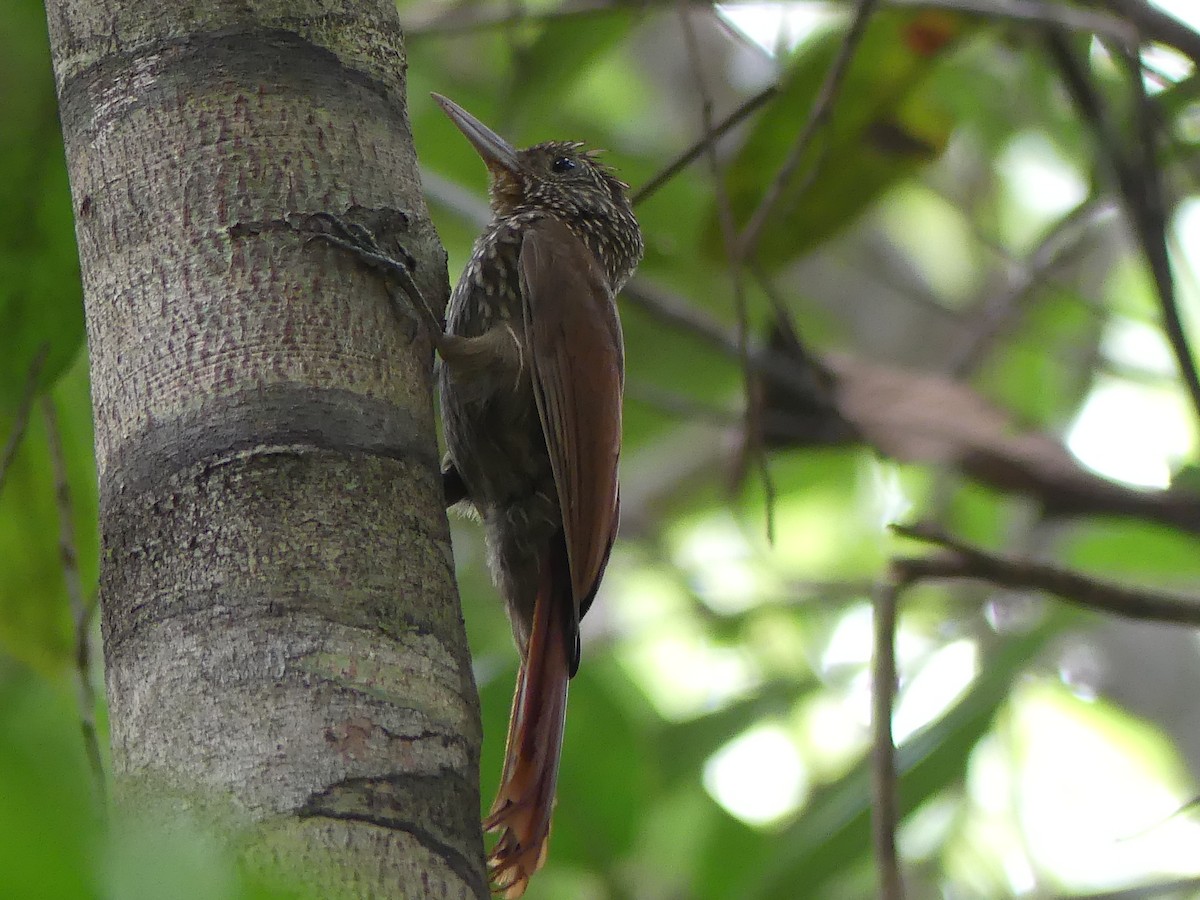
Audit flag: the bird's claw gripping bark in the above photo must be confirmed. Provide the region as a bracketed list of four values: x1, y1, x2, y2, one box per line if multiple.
[306, 211, 443, 340]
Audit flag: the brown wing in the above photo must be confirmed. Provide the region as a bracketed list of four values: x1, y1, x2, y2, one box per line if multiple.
[519, 217, 623, 669]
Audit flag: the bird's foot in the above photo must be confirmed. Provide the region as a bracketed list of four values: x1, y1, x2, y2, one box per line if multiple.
[306, 211, 443, 340]
[484, 798, 550, 899]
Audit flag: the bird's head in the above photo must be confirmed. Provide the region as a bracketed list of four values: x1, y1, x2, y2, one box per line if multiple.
[433, 93, 643, 289]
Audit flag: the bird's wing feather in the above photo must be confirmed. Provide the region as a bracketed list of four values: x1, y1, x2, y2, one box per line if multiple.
[519, 216, 623, 668]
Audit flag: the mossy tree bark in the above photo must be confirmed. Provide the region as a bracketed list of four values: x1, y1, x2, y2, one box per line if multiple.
[42, 1, 486, 895]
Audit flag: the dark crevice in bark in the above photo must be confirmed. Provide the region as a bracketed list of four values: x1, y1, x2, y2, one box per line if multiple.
[322, 723, 470, 750]
[100, 384, 440, 498]
[55, 27, 403, 138]
[100, 565, 458, 653]
[299, 773, 487, 898]
[229, 206, 412, 242]
[99, 453, 459, 653]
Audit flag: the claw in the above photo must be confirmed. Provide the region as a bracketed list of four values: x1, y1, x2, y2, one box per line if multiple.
[308, 211, 417, 271]
[307, 221, 410, 280]
[307, 211, 441, 339]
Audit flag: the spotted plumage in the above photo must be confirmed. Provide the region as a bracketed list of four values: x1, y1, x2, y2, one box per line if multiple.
[441, 139, 642, 651]
[432, 95, 642, 898]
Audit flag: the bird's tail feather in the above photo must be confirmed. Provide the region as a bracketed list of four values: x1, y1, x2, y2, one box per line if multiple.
[484, 541, 571, 898]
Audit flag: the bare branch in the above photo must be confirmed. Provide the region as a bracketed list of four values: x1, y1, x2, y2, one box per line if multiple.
[893, 522, 1200, 626]
[945, 197, 1115, 377]
[737, 0, 882, 259]
[622, 278, 848, 424]
[871, 579, 905, 900]
[42, 395, 106, 807]
[1045, 31, 1200, 430]
[0, 345, 49, 499]
[676, 3, 776, 538]
[422, 170, 492, 229]
[401, 0, 1193, 67]
[1063, 874, 1200, 900]
[632, 85, 778, 207]
[625, 379, 740, 425]
[403, 0, 617, 37]
[1114, 36, 1200, 425]
[1102, 0, 1200, 69]
[884, 0, 1134, 43]
[623, 276, 1200, 534]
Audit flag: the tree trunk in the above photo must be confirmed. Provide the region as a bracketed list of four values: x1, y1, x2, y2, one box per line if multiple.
[42, 1, 486, 895]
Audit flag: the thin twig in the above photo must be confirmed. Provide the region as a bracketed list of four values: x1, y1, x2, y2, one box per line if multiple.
[632, 85, 778, 207]
[625, 379, 740, 425]
[1045, 30, 1200, 429]
[622, 276, 1200, 530]
[623, 278, 826, 397]
[675, 7, 741, 264]
[871, 579, 905, 900]
[892, 522, 1200, 626]
[404, 0, 1151, 52]
[1061, 873, 1200, 900]
[737, 0, 882, 259]
[422, 170, 492, 229]
[749, 262, 803, 331]
[1101, 0, 1200, 70]
[677, 3, 776, 539]
[0, 345, 49, 500]
[42, 395, 106, 808]
[945, 197, 1114, 376]
[406, 0, 779, 69]
[403, 0, 616, 36]
[885, 0, 1134, 43]
[1115, 38, 1200, 427]
[420, 172, 823, 397]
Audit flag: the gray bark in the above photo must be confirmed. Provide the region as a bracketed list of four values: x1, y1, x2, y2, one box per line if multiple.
[42, 1, 486, 896]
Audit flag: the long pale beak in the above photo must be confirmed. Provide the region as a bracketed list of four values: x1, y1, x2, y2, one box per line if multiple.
[431, 93, 520, 175]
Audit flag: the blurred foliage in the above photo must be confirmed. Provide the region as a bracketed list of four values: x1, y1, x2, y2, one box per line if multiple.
[6, 0, 1200, 898]
[709, 9, 963, 268]
[0, 0, 84, 406]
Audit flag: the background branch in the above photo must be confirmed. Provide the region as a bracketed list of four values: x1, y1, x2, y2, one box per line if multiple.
[893, 522, 1200, 626]
[737, 0, 883, 258]
[1101, 0, 1200, 68]
[623, 276, 1200, 534]
[41, 395, 105, 807]
[632, 85, 778, 207]
[0, 345, 49, 499]
[1044, 29, 1200, 428]
[676, 3, 777, 537]
[871, 579, 904, 900]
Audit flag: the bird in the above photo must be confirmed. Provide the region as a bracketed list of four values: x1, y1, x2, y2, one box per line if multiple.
[309, 95, 643, 897]
[433, 94, 642, 898]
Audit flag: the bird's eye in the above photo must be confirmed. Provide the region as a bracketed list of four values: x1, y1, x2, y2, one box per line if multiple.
[551, 156, 576, 173]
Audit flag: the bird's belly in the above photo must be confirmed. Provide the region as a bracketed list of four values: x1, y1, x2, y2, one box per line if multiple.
[440, 375, 555, 514]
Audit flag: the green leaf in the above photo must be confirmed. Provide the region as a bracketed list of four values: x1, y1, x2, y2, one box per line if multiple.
[656, 678, 815, 788]
[977, 284, 1102, 426]
[711, 9, 966, 269]
[0, 352, 97, 671]
[507, 11, 641, 130]
[0, 0, 85, 409]
[0, 664, 100, 899]
[759, 612, 1070, 898]
[1062, 519, 1200, 582]
[689, 609, 1070, 899]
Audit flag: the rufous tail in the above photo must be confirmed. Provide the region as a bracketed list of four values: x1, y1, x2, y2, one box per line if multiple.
[484, 544, 571, 898]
